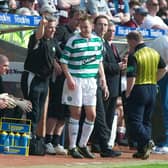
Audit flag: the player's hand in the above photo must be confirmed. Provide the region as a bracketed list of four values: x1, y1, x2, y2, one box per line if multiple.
[67, 76, 76, 90]
[103, 85, 109, 100]
[40, 15, 48, 27]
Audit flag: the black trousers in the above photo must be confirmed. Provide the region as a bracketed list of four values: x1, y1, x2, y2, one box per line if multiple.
[47, 75, 69, 120]
[21, 71, 49, 135]
[91, 86, 110, 152]
[104, 96, 117, 130]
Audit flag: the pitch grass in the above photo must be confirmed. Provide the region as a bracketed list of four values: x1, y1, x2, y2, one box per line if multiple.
[6, 161, 168, 168]
[19, 164, 168, 168]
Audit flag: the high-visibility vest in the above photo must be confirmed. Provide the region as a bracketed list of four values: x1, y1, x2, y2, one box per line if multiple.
[0, 25, 34, 48]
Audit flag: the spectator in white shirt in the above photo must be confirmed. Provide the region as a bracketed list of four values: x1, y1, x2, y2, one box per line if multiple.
[141, 0, 168, 30]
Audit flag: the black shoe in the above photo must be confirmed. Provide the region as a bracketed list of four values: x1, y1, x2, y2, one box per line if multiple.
[142, 140, 155, 160]
[100, 149, 122, 157]
[132, 151, 145, 158]
[68, 148, 84, 158]
[78, 146, 95, 159]
[133, 140, 155, 160]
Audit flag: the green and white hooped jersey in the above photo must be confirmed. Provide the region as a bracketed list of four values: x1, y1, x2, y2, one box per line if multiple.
[60, 33, 103, 78]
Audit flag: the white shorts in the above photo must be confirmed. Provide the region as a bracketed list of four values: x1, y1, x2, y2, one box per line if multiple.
[62, 77, 97, 107]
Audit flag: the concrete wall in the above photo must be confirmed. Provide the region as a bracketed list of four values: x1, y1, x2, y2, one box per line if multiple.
[0, 40, 27, 97]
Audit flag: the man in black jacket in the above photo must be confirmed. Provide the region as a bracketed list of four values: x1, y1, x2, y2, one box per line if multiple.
[21, 15, 61, 139]
[91, 15, 122, 158]
[104, 22, 127, 146]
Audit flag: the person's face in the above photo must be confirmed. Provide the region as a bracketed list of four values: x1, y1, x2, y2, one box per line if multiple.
[80, 20, 93, 38]
[147, 0, 159, 13]
[94, 18, 109, 38]
[105, 25, 115, 41]
[159, 0, 168, 8]
[0, 60, 9, 75]
[69, 12, 81, 31]
[134, 13, 146, 25]
[44, 21, 57, 39]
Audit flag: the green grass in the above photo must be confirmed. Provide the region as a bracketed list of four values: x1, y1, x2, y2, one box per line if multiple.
[129, 164, 168, 168]
[5, 161, 168, 168]
[25, 164, 168, 168]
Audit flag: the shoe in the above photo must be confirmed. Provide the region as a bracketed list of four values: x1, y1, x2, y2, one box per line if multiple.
[68, 148, 84, 158]
[142, 140, 155, 160]
[132, 151, 145, 158]
[78, 146, 95, 159]
[55, 144, 68, 155]
[45, 143, 56, 155]
[100, 149, 122, 157]
[152, 146, 168, 154]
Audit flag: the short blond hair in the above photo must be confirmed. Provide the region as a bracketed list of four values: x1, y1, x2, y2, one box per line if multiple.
[79, 13, 94, 24]
[126, 30, 143, 42]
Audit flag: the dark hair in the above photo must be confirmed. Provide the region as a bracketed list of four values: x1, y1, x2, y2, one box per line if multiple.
[129, 0, 141, 8]
[69, 6, 86, 18]
[157, 7, 168, 18]
[94, 15, 109, 25]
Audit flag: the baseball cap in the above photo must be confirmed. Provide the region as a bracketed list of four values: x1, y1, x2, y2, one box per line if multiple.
[135, 7, 148, 16]
[40, 4, 56, 14]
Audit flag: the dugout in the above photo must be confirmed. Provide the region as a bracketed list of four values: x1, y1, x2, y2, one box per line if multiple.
[0, 13, 166, 145]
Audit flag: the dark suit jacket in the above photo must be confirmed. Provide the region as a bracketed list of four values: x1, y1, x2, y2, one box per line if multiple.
[103, 41, 121, 97]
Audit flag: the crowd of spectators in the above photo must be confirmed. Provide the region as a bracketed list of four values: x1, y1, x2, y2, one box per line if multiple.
[0, 0, 168, 38]
[3, 0, 168, 27]
[0, 0, 168, 159]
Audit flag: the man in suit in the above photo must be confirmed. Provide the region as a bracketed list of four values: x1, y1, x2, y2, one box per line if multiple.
[91, 15, 122, 157]
[104, 21, 127, 146]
